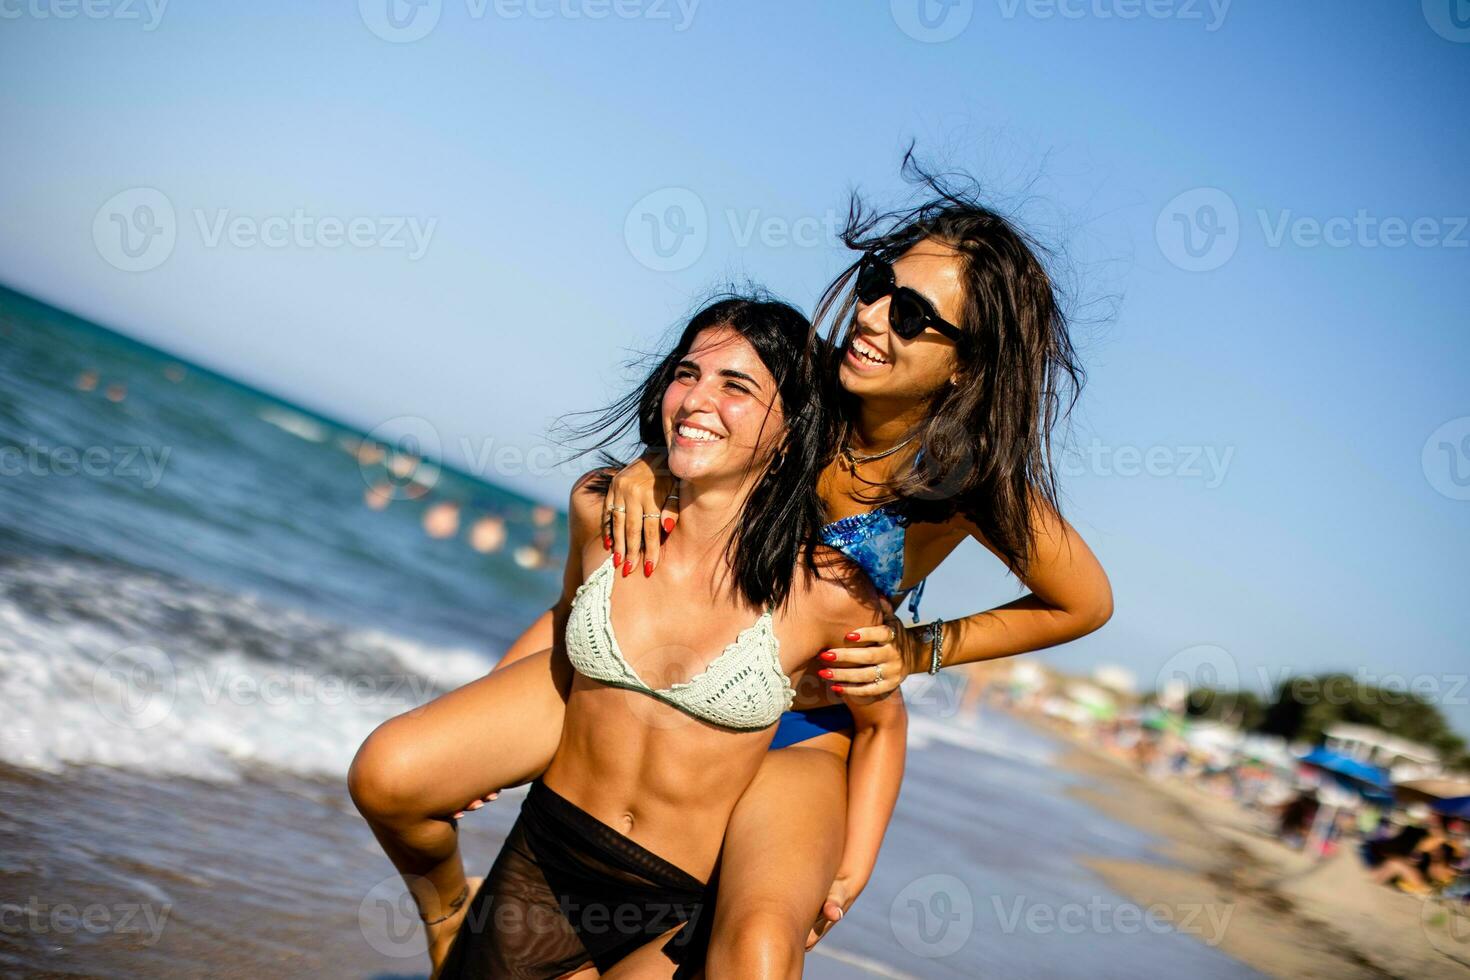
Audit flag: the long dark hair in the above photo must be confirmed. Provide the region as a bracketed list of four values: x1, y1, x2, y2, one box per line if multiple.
[568, 292, 830, 610]
[814, 150, 1085, 578]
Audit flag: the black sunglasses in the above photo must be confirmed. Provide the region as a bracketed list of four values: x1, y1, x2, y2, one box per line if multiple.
[854, 252, 964, 343]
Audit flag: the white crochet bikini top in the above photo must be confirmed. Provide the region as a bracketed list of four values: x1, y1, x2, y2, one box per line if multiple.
[565, 555, 796, 731]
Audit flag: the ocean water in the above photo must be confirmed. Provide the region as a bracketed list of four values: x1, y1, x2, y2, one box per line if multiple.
[0, 284, 1257, 978]
[0, 283, 564, 782]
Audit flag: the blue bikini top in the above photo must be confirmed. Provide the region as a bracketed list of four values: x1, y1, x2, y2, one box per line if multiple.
[818, 504, 926, 620]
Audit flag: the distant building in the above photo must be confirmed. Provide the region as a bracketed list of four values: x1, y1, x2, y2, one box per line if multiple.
[1323, 722, 1441, 781]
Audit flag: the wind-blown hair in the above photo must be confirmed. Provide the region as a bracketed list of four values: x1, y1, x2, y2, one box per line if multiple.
[568, 292, 830, 610]
[814, 151, 1085, 577]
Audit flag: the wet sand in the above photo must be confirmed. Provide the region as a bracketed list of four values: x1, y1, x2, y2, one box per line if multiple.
[1, 710, 1269, 979]
[1050, 723, 1470, 978]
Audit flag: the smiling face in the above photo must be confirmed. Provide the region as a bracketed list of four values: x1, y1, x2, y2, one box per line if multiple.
[661, 326, 786, 488]
[838, 238, 967, 402]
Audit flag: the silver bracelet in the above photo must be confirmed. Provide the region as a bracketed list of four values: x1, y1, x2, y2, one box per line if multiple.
[926, 618, 945, 675]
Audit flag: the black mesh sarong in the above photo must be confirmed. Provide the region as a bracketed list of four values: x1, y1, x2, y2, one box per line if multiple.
[438, 778, 716, 979]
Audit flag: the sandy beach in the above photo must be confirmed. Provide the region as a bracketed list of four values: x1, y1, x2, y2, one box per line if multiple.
[1048, 719, 1470, 979]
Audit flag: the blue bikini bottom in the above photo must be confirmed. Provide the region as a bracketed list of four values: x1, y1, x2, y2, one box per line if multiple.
[769, 704, 854, 750]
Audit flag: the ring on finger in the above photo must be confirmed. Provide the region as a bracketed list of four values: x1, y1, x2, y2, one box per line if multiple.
[613, 506, 626, 514]
[874, 664, 883, 684]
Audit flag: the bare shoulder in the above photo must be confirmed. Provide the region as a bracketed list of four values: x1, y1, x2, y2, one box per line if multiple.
[566, 467, 615, 545]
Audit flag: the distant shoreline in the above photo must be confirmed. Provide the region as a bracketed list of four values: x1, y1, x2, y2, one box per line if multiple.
[0, 280, 566, 511]
[1039, 713, 1466, 979]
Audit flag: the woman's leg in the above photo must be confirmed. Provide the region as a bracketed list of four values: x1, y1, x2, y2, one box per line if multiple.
[347, 647, 570, 968]
[596, 925, 687, 979]
[705, 732, 851, 980]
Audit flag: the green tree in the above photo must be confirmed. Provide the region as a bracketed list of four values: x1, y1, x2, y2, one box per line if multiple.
[1254, 673, 1466, 767]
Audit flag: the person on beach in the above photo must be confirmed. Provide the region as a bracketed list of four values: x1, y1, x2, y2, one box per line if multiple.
[349, 157, 1115, 975]
[433, 294, 906, 978]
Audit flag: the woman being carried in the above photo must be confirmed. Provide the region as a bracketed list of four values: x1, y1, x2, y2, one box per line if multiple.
[436, 295, 906, 978]
[351, 157, 1114, 976]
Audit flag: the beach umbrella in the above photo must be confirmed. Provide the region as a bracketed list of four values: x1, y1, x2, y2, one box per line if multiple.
[1398, 777, 1470, 801]
[1298, 746, 1394, 857]
[1433, 796, 1470, 819]
[1298, 747, 1393, 803]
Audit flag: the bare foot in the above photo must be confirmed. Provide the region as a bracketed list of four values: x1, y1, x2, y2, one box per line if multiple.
[426, 875, 484, 978]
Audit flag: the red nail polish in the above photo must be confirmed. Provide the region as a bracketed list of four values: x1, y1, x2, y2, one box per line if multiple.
[613, 552, 622, 567]
[831, 684, 845, 694]
[662, 518, 675, 533]
[818, 668, 833, 679]
[604, 536, 612, 549]
[819, 651, 836, 662]
[845, 632, 861, 642]
[623, 560, 634, 576]
[644, 561, 654, 577]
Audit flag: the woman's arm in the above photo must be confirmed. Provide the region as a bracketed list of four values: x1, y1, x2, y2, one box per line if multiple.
[824, 491, 1114, 695]
[800, 572, 909, 945]
[810, 689, 907, 946]
[929, 493, 1113, 671]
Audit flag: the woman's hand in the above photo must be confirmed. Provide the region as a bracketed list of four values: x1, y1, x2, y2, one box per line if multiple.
[805, 873, 862, 949]
[603, 451, 680, 578]
[818, 614, 921, 698]
[452, 791, 499, 820]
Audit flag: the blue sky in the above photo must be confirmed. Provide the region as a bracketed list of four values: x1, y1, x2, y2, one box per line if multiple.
[2, 1, 1467, 730]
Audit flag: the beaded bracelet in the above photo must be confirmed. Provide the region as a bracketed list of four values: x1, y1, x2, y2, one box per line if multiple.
[926, 618, 946, 675]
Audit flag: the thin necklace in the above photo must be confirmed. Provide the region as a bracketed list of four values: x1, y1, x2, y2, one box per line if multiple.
[840, 427, 917, 467]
